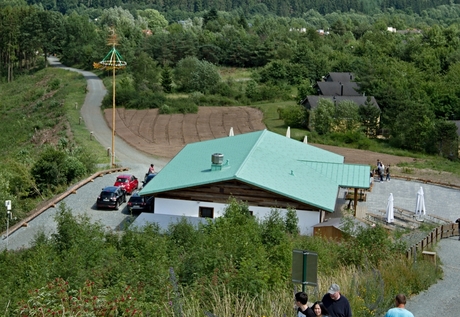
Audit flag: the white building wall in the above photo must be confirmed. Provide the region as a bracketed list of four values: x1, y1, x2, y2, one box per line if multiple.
[154, 198, 320, 235]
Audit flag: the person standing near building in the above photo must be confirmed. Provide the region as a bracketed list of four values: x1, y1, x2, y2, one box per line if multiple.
[148, 164, 155, 174]
[386, 164, 391, 181]
[379, 162, 385, 182]
[321, 284, 352, 317]
[295, 292, 316, 317]
[384, 294, 414, 317]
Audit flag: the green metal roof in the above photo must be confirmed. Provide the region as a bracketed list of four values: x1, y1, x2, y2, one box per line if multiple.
[140, 130, 370, 212]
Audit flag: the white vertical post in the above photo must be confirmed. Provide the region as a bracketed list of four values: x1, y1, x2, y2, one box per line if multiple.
[5, 200, 11, 251]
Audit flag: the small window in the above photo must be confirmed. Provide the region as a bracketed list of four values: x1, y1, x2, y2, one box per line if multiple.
[199, 207, 214, 218]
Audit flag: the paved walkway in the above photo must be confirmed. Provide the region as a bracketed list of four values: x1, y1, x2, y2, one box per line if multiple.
[354, 178, 460, 317]
[405, 237, 460, 317]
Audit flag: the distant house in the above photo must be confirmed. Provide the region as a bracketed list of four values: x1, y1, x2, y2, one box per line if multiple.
[302, 96, 380, 111]
[139, 130, 370, 235]
[324, 72, 355, 82]
[301, 72, 380, 112]
[316, 81, 360, 96]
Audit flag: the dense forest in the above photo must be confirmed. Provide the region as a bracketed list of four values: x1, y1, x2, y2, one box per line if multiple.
[20, 0, 460, 16]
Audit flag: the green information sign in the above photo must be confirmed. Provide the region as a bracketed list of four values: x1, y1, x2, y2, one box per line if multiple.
[292, 249, 318, 292]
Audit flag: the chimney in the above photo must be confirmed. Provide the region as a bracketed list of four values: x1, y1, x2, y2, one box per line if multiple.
[211, 153, 228, 171]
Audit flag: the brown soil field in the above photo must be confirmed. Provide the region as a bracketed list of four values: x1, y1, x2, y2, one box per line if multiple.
[104, 107, 266, 159]
[105, 107, 460, 188]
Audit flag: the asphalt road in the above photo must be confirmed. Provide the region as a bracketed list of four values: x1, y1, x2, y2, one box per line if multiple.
[46, 56, 168, 168]
[0, 59, 167, 251]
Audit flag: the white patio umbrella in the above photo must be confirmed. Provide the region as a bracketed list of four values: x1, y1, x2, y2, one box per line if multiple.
[303, 135, 308, 144]
[386, 193, 394, 223]
[286, 126, 291, 138]
[415, 186, 426, 218]
[228, 127, 234, 136]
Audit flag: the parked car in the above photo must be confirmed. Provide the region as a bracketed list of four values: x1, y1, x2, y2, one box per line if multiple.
[96, 186, 126, 210]
[114, 174, 139, 194]
[127, 192, 154, 213]
[142, 173, 157, 187]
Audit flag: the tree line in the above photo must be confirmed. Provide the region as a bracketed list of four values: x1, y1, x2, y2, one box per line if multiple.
[22, 0, 460, 16]
[1, 3, 460, 155]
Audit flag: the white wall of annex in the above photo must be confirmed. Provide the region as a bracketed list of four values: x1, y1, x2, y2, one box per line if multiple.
[154, 198, 320, 235]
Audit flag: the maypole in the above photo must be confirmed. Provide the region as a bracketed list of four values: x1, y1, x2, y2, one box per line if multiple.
[93, 30, 127, 167]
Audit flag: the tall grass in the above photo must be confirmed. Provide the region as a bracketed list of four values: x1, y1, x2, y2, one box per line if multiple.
[178, 255, 439, 317]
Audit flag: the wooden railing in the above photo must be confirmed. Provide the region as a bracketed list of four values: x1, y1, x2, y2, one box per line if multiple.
[1, 167, 129, 238]
[406, 223, 459, 259]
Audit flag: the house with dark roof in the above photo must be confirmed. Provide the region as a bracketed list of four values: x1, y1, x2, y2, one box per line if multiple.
[139, 130, 370, 235]
[324, 72, 355, 82]
[316, 82, 361, 96]
[301, 72, 380, 114]
[303, 96, 380, 111]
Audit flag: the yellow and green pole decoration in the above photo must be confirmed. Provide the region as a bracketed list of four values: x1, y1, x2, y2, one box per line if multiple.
[94, 31, 127, 167]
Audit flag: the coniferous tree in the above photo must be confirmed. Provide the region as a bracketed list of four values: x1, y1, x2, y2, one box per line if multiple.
[161, 66, 173, 93]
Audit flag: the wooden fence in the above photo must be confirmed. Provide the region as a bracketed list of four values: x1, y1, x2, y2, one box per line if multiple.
[1, 166, 129, 239]
[406, 223, 460, 259]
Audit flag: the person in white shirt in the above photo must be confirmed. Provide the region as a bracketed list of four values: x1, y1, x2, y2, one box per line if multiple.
[384, 294, 414, 317]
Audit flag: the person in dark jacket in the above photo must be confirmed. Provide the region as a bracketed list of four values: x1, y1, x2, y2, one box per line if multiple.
[321, 284, 352, 317]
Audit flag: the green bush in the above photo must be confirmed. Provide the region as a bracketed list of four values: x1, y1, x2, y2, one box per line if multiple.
[279, 105, 308, 128]
[48, 78, 61, 91]
[174, 57, 221, 93]
[157, 98, 198, 114]
[192, 94, 236, 107]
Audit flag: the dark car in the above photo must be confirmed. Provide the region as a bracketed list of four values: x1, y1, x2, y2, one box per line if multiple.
[127, 192, 154, 213]
[114, 174, 139, 195]
[96, 186, 126, 210]
[142, 173, 157, 187]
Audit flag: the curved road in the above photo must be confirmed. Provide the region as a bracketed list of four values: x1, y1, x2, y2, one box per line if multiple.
[47, 56, 167, 169]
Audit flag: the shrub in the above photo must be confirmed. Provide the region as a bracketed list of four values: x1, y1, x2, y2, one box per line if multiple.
[62, 156, 86, 183]
[31, 147, 67, 192]
[174, 57, 221, 93]
[312, 99, 335, 134]
[48, 78, 61, 91]
[279, 105, 308, 128]
[192, 94, 236, 107]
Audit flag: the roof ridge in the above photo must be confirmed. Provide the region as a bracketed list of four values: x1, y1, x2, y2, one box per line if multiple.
[234, 129, 268, 178]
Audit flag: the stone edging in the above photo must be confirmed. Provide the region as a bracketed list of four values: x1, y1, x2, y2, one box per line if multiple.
[392, 175, 460, 190]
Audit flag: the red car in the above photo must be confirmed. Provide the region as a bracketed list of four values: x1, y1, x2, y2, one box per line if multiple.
[114, 174, 139, 195]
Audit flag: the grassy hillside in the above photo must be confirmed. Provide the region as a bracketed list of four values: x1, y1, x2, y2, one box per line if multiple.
[0, 67, 107, 228]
